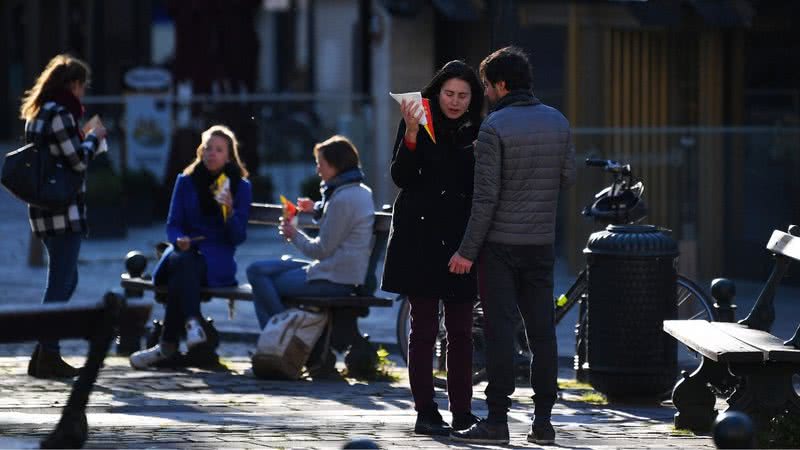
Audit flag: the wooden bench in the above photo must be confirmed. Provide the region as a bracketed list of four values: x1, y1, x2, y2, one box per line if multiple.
[120, 203, 393, 375]
[0, 293, 151, 448]
[663, 225, 800, 433]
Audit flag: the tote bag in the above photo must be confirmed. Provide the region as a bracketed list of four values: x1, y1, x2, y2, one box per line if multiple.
[1, 121, 82, 210]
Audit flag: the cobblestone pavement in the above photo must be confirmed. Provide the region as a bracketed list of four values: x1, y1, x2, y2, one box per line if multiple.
[0, 341, 715, 449]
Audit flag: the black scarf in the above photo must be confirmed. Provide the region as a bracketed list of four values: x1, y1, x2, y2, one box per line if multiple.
[50, 89, 85, 121]
[491, 89, 541, 113]
[190, 162, 242, 217]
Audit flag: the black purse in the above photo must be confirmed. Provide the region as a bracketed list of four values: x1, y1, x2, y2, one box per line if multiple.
[1, 124, 83, 210]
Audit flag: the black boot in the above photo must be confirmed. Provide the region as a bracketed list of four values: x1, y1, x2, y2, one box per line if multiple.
[414, 407, 451, 436]
[452, 412, 481, 431]
[30, 347, 80, 379]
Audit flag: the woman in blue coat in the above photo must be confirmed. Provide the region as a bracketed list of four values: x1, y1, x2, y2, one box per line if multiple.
[130, 125, 252, 369]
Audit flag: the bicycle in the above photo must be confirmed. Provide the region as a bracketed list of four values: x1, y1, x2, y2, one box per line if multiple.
[395, 158, 715, 387]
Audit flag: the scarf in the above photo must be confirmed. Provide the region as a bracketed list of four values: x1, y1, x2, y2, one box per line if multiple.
[50, 89, 85, 121]
[490, 89, 541, 113]
[190, 161, 242, 217]
[313, 167, 365, 221]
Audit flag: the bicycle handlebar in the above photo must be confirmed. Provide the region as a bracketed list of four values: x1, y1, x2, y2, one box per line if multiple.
[585, 158, 631, 176]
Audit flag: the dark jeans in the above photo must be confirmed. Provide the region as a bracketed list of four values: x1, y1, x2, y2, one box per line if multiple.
[40, 232, 82, 353]
[407, 296, 473, 413]
[478, 242, 557, 424]
[160, 249, 208, 344]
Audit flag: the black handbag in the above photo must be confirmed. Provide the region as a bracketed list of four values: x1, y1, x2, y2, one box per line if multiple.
[1, 131, 82, 211]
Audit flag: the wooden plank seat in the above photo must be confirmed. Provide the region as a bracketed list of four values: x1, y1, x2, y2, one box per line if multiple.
[663, 225, 800, 434]
[0, 293, 151, 448]
[120, 203, 394, 376]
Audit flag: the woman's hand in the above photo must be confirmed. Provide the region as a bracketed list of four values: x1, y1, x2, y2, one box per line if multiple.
[89, 125, 107, 141]
[400, 99, 422, 141]
[176, 236, 191, 252]
[297, 197, 315, 213]
[278, 217, 296, 241]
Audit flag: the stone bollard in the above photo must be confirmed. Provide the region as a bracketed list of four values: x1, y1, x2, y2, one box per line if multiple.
[343, 438, 380, 449]
[711, 278, 737, 323]
[713, 411, 755, 449]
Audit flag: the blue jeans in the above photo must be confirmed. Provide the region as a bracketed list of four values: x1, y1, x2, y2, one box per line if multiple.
[159, 249, 208, 344]
[41, 232, 82, 353]
[247, 257, 355, 329]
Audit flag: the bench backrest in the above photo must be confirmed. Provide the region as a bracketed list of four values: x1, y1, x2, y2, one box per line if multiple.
[739, 225, 800, 333]
[249, 203, 392, 296]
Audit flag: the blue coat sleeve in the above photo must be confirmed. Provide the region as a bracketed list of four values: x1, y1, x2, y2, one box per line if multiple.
[166, 176, 187, 244]
[225, 179, 251, 246]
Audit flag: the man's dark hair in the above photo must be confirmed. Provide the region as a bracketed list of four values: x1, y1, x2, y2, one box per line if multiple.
[479, 46, 533, 91]
[421, 60, 483, 126]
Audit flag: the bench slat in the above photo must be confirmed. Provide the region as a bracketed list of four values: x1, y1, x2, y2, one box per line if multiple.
[0, 298, 152, 343]
[766, 229, 800, 262]
[284, 296, 392, 308]
[121, 275, 391, 308]
[712, 322, 800, 363]
[663, 320, 765, 363]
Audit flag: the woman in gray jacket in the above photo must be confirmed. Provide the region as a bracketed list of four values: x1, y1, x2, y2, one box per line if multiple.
[247, 135, 374, 329]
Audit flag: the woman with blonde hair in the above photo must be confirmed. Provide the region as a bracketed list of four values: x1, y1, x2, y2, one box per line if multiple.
[20, 54, 108, 378]
[130, 125, 252, 369]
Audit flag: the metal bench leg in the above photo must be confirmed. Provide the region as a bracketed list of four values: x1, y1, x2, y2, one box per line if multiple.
[328, 307, 377, 378]
[672, 356, 726, 431]
[41, 293, 122, 449]
[727, 362, 800, 433]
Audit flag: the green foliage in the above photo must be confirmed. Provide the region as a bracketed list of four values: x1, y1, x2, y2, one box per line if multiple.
[87, 165, 123, 205]
[300, 174, 322, 202]
[343, 346, 400, 382]
[249, 173, 275, 204]
[760, 409, 800, 448]
[122, 168, 157, 197]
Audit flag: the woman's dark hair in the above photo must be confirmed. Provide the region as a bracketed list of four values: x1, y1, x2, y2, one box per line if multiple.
[479, 46, 533, 92]
[313, 135, 360, 174]
[421, 60, 483, 125]
[20, 54, 90, 121]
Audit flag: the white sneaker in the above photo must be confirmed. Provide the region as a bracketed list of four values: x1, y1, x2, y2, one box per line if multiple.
[129, 345, 173, 369]
[185, 318, 207, 349]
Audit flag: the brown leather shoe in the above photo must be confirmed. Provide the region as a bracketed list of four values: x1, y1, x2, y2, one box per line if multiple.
[30, 347, 80, 379]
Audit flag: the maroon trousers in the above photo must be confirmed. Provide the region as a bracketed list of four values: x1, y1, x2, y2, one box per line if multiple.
[407, 296, 473, 413]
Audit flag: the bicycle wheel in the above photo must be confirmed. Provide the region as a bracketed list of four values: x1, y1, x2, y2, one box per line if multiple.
[573, 274, 715, 378]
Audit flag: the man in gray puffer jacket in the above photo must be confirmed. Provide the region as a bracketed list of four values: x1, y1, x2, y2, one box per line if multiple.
[449, 46, 576, 446]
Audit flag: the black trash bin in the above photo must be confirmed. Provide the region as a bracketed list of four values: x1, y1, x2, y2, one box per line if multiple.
[584, 224, 678, 400]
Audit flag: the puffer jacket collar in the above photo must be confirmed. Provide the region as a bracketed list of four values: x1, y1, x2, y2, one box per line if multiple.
[491, 89, 541, 113]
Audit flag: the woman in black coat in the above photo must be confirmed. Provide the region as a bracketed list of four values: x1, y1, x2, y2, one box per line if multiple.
[381, 60, 483, 435]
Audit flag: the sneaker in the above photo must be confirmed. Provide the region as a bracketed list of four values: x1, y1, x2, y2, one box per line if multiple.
[130, 345, 173, 369]
[450, 420, 509, 445]
[451, 412, 481, 431]
[527, 421, 556, 445]
[185, 318, 207, 349]
[414, 408, 451, 436]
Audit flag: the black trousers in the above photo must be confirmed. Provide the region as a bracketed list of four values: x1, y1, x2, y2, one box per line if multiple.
[477, 242, 557, 424]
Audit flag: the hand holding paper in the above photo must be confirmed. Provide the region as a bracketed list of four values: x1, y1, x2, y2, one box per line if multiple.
[279, 195, 299, 226]
[389, 91, 436, 143]
[214, 174, 232, 221]
[389, 92, 427, 125]
[83, 114, 108, 153]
